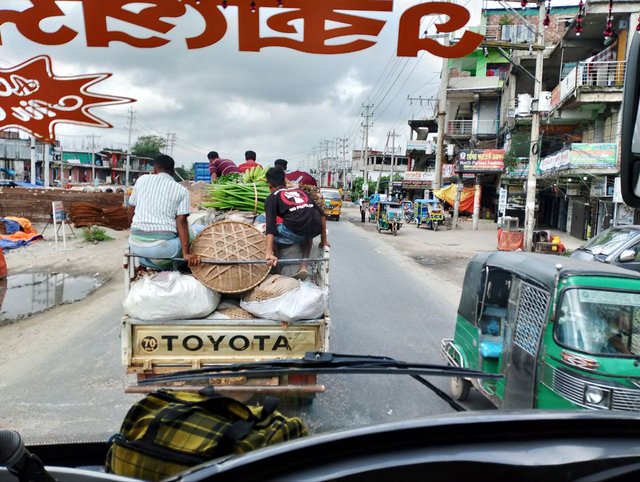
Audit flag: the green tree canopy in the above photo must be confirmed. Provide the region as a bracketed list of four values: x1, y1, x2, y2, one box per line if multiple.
[132, 135, 166, 158]
[174, 166, 193, 181]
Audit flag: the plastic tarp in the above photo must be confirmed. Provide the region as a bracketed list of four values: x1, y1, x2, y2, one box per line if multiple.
[0, 217, 43, 249]
[497, 228, 524, 251]
[124, 272, 221, 321]
[433, 184, 475, 214]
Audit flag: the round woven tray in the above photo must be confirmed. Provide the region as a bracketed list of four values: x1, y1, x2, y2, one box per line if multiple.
[190, 221, 270, 294]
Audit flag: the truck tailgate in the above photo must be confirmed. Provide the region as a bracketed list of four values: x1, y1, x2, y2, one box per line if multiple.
[123, 317, 329, 371]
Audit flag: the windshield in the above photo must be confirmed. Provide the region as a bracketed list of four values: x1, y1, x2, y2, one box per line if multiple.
[321, 190, 341, 200]
[2, 1, 640, 479]
[580, 228, 638, 255]
[556, 289, 640, 356]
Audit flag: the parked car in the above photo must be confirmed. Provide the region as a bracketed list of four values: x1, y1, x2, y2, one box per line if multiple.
[570, 226, 640, 272]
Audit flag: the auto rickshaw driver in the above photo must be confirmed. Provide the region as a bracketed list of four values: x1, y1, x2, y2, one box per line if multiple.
[606, 310, 633, 354]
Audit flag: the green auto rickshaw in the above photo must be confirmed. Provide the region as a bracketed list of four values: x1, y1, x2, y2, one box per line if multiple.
[376, 201, 403, 236]
[442, 251, 640, 411]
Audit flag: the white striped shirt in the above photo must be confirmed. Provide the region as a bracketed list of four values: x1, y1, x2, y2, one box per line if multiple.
[129, 173, 190, 232]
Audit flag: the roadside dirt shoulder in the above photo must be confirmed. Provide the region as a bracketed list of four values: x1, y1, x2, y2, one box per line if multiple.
[3, 225, 128, 278]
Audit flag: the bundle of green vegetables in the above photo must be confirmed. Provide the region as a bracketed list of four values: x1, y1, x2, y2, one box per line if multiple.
[202, 181, 270, 213]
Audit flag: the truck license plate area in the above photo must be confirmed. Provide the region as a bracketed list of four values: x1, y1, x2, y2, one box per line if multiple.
[132, 324, 319, 361]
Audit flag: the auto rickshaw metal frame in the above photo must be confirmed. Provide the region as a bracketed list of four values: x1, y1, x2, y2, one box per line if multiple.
[376, 201, 403, 236]
[441, 251, 640, 412]
[414, 199, 444, 231]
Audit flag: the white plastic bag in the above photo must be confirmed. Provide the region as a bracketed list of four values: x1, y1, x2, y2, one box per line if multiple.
[124, 271, 220, 320]
[241, 280, 327, 322]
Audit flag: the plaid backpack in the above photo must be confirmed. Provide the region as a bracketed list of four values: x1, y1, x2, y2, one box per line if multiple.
[106, 389, 308, 481]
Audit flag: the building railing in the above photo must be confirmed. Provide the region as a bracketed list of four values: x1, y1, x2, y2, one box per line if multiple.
[576, 61, 626, 88]
[447, 119, 498, 136]
[447, 120, 473, 135]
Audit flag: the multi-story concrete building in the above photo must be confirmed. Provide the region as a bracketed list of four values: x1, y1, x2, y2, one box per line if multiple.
[436, 1, 638, 238]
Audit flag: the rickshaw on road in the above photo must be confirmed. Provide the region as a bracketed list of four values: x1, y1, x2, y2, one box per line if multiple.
[376, 201, 403, 236]
[415, 199, 444, 231]
[441, 251, 640, 411]
[401, 200, 415, 224]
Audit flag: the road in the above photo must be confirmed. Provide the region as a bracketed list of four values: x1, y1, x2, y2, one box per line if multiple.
[0, 218, 491, 444]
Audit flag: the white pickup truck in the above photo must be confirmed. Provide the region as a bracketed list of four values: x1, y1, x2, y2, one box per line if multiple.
[120, 247, 331, 401]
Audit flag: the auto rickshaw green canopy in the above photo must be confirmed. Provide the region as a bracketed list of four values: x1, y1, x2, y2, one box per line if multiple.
[458, 252, 640, 323]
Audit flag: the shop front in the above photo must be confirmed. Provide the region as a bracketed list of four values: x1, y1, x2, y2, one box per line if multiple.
[538, 143, 618, 240]
[456, 149, 505, 222]
[400, 171, 435, 200]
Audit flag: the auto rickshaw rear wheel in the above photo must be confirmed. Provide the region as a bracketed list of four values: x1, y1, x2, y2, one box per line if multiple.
[433, 222, 438, 232]
[450, 376, 471, 401]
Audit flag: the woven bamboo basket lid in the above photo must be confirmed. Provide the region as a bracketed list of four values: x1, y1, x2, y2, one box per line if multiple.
[190, 221, 269, 294]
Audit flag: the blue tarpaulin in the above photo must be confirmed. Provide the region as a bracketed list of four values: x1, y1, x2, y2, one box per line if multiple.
[0, 217, 43, 249]
[1, 218, 21, 235]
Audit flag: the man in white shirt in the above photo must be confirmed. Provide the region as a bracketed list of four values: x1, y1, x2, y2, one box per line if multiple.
[127, 155, 201, 269]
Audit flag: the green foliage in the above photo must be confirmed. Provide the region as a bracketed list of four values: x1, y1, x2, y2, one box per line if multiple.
[82, 226, 114, 243]
[499, 15, 513, 26]
[132, 135, 167, 158]
[350, 177, 377, 200]
[174, 166, 192, 181]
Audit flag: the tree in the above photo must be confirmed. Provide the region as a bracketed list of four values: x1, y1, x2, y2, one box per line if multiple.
[174, 166, 193, 181]
[132, 135, 166, 158]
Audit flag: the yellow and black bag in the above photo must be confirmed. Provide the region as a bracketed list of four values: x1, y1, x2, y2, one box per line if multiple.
[106, 389, 308, 481]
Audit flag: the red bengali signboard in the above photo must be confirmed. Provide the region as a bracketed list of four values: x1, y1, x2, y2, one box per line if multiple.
[0, 1, 482, 58]
[457, 149, 505, 174]
[0, 56, 133, 141]
[0, 1, 484, 141]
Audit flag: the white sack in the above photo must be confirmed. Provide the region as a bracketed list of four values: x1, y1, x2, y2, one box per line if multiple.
[124, 272, 220, 320]
[241, 280, 327, 322]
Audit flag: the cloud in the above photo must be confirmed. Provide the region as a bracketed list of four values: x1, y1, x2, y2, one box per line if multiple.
[0, 0, 466, 169]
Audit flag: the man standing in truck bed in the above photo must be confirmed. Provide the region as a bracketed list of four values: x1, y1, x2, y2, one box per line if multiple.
[128, 154, 201, 269]
[208, 151, 239, 181]
[264, 167, 329, 280]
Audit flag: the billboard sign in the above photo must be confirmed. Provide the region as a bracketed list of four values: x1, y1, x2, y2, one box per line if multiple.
[457, 149, 505, 173]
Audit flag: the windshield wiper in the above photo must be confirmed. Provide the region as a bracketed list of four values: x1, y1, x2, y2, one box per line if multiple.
[140, 352, 499, 383]
[139, 353, 502, 412]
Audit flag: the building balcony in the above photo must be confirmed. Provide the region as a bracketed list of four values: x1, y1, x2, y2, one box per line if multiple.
[551, 61, 625, 111]
[447, 76, 502, 99]
[446, 119, 499, 138]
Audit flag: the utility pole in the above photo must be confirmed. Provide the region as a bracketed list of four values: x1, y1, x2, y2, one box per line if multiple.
[407, 96, 437, 120]
[165, 132, 176, 157]
[43, 140, 50, 187]
[339, 136, 349, 189]
[435, 35, 450, 191]
[324, 139, 330, 187]
[389, 130, 399, 197]
[361, 102, 373, 196]
[126, 107, 135, 187]
[29, 135, 36, 184]
[91, 134, 96, 183]
[523, 3, 546, 252]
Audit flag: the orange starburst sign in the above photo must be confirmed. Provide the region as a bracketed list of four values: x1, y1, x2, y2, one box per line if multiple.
[0, 55, 134, 141]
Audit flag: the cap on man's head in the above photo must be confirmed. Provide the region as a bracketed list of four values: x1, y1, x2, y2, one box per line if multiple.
[274, 158, 288, 170]
[207, 151, 219, 160]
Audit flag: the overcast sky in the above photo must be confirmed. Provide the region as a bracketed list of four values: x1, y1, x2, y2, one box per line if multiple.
[0, 0, 485, 170]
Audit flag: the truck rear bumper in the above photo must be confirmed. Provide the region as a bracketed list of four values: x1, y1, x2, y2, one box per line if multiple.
[125, 383, 325, 395]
